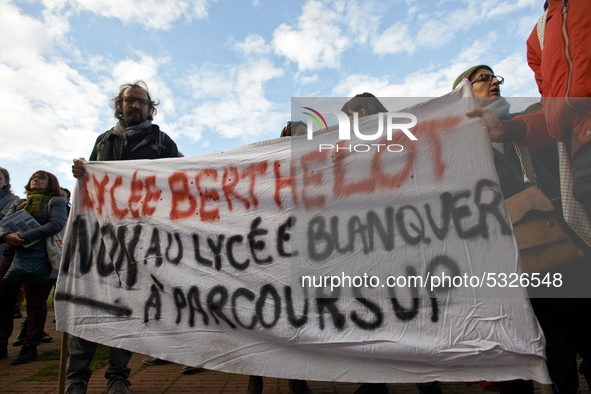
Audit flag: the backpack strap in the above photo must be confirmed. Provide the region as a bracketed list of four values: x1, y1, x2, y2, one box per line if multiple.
[536, 10, 547, 50]
[153, 126, 166, 157]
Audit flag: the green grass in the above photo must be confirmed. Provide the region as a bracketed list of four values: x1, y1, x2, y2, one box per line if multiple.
[21, 344, 111, 382]
[37, 349, 61, 361]
[48, 289, 54, 310]
[22, 364, 60, 382]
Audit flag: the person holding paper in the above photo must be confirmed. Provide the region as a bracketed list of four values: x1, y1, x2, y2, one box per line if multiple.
[0, 170, 67, 364]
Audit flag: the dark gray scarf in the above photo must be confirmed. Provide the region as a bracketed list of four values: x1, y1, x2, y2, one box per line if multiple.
[113, 119, 152, 139]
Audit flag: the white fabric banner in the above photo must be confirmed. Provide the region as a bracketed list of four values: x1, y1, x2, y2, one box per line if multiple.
[55, 83, 551, 384]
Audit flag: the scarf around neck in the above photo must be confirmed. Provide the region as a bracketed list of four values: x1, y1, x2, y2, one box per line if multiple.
[18, 190, 54, 218]
[485, 97, 511, 119]
[114, 119, 152, 139]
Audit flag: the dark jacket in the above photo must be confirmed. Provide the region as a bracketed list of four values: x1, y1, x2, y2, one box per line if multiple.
[0, 193, 21, 256]
[1, 197, 67, 260]
[89, 124, 179, 161]
[0, 193, 20, 221]
[494, 109, 526, 199]
[493, 146, 524, 199]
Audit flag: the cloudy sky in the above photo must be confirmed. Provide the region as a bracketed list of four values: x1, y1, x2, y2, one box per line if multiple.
[1, 0, 544, 193]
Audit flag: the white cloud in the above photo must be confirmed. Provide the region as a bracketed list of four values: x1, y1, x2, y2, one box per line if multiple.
[111, 55, 167, 85]
[370, 0, 539, 57]
[231, 34, 270, 56]
[445, 0, 540, 29]
[272, 0, 349, 71]
[484, 0, 539, 18]
[343, 0, 381, 45]
[452, 37, 491, 65]
[186, 69, 233, 100]
[491, 52, 539, 97]
[335, 34, 533, 100]
[371, 23, 416, 55]
[41, 0, 211, 30]
[0, 61, 107, 160]
[516, 13, 541, 40]
[270, 0, 385, 70]
[429, 38, 493, 92]
[416, 19, 455, 48]
[0, 0, 106, 164]
[175, 59, 286, 143]
[299, 74, 319, 85]
[447, 4, 482, 32]
[41, 5, 72, 39]
[333, 71, 452, 99]
[0, 1, 53, 63]
[332, 74, 393, 97]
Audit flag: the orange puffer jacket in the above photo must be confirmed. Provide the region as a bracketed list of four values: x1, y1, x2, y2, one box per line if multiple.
[517, 0, 591, 155]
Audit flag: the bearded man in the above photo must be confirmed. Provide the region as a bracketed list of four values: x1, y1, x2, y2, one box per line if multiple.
[66, 81, 179, 394]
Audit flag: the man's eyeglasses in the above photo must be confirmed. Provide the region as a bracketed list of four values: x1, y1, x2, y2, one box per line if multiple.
[471, 74, 504, 85]
[123, 96, 149, 106]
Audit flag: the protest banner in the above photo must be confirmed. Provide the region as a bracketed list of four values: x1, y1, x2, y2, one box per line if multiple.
[55, 83, 551, 384]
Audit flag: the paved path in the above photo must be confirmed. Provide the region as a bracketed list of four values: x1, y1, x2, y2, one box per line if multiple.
[1, 311, 588, 393]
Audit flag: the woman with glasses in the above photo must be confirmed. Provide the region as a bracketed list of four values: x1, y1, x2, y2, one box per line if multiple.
[0, 170, 67, 364]
[453, 65, 528, 199]
[457, 63, 591, 394]
[457, 64, 591, 393]
[452, 66, 537, 394]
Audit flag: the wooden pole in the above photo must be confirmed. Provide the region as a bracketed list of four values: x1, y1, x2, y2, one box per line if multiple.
[57, 331, 69, 394]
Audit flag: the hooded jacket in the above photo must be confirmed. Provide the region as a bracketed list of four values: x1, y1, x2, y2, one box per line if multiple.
[515, 0, 591, 156]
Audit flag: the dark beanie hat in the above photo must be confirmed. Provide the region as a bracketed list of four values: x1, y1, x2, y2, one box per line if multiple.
[452, 65, 493, 90]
